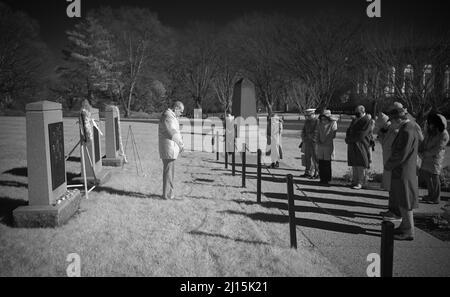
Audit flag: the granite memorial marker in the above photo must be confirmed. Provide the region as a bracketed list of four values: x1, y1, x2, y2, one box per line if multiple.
[13, 101, 82, 228]
[102, 105, 123, 166]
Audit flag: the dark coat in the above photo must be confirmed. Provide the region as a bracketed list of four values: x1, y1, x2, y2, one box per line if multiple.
[385, 120, 419, 210]
[345, 114, 372, 168]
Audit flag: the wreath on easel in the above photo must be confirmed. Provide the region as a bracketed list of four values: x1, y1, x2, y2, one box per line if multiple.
[79, 108, 93, 144]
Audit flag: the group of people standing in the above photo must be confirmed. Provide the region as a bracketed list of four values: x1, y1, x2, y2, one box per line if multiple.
[300, 103, 449, 241]
[300, 108, 338, 185]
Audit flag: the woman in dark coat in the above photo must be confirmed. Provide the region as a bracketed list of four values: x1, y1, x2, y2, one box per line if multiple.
[384, 105, 420, 241]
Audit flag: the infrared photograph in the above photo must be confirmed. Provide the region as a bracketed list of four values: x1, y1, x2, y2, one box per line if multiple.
[0, 0, 449, 286]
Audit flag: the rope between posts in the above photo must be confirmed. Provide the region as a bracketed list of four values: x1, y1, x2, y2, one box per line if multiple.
[264, 167, 382, 227]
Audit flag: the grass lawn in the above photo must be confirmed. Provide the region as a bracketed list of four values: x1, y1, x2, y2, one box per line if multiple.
[0, 117, 343, 277]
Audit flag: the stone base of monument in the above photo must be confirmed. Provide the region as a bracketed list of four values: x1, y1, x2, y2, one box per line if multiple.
[102, 157, 123, 167]
[13, 189, 82, 228]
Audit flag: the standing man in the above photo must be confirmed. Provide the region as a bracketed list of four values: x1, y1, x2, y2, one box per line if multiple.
[419, 113, 449, 204]
[384, 103, 420, 241]
[270, 113, 283, 168]
[316, 110, 338, 185]
[301, 109, 319, 179]
[345, 105, 372, 189]
[158, 101, 185, 200]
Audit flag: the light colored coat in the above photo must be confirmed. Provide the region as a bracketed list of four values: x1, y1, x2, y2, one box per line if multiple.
[159, 109, 183, 160]
[270, 116, 283, 161]
[316, 119, 337, 161]
[420, 115, 449, 175]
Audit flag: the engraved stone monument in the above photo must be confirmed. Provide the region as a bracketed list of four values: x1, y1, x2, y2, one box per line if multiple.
[79, 107, 111, 185]
[13, 101, 82, 228]
[102, 105, 123, 166]
[232, 78, 258, 152]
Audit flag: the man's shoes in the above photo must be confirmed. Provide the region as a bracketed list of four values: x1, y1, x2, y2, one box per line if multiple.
[420, 196, 430, 203]
[352, 184, 362, 190]
[426, 200, 440, 205]
[393, 233, 414, 241]
[380, 211, 402, 221]
[319, 180, 330, 187]
[309, 174, 319, 180]
[169, 196, 184, 201]
[300, 173, 311, 178]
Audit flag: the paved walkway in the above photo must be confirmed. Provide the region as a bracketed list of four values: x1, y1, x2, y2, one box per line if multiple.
[214, 152, 450, 277]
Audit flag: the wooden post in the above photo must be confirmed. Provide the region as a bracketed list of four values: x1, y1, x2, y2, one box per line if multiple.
[216, 131, 219, 161]
[242, 144, 246, 188]
[381, 221, 394, 277]
[211, 125, 215, 154]
[286, 174, 297, 249]
[232, 152, 236, 176]
[257, 149, 262, 203]
[225, 152, 228, 169]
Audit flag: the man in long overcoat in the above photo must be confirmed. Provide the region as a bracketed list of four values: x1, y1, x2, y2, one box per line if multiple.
[345, 105, 372, 189]
[159, 101, 185, 200]
[316, 110, 338, 185]
[384, 104, 420, 241]
[301, 109, 319, 178]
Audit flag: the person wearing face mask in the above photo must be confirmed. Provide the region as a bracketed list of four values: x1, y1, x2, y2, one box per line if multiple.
[384, 103, 420, 241]
[345, 105, 372, 190]
[158, 101, 185, 200]
[300, 109, 319, 178]
[419, 113, 449, 204]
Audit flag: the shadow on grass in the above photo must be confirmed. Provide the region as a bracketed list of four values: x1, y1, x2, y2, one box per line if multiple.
[183, 181, 244, 189]
[2, 167, 27, 177]
[264, 192, 387, 210]
[219, 209, 380, 237]
[188, 230, 272, 246]
[93, 186, 164, 200]
[0, 180, 28, 188]
[299, 187, 388, 201]
[231, 199, 382, 220]
[67, 156, 81, 163]
[0, 196, 28, 227]
[194, 178, 215, 183]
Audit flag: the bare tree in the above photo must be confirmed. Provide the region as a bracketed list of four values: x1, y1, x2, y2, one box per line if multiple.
[212, 27, 241, 117]
[174, 22, 219, 110]
[278, 16, 364, 110]
[366, 25, 450, 124]
[228, 13, 286, 116]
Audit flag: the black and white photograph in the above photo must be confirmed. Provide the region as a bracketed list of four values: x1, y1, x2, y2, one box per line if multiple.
[0, 0, 449, 283]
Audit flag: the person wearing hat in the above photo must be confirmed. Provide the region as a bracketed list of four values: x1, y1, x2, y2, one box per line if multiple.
[419, 113, 449, 204]
[376, 112, 400, 191]
[316, 109, 338, 185]
[376, 111, 402, 220]
[301, 108, 319, 178]
[345, 105, 373, 190]
[384, 103, 420, 240]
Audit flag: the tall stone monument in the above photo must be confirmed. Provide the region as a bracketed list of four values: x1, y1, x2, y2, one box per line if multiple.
[79, 107, 110, 185]
[102, 105, 123, 166]
[232, 78, 258, 152]
[13, 101, 82, 228]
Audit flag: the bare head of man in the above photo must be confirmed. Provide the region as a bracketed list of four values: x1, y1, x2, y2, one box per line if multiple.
[172, 101, 184, 117]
